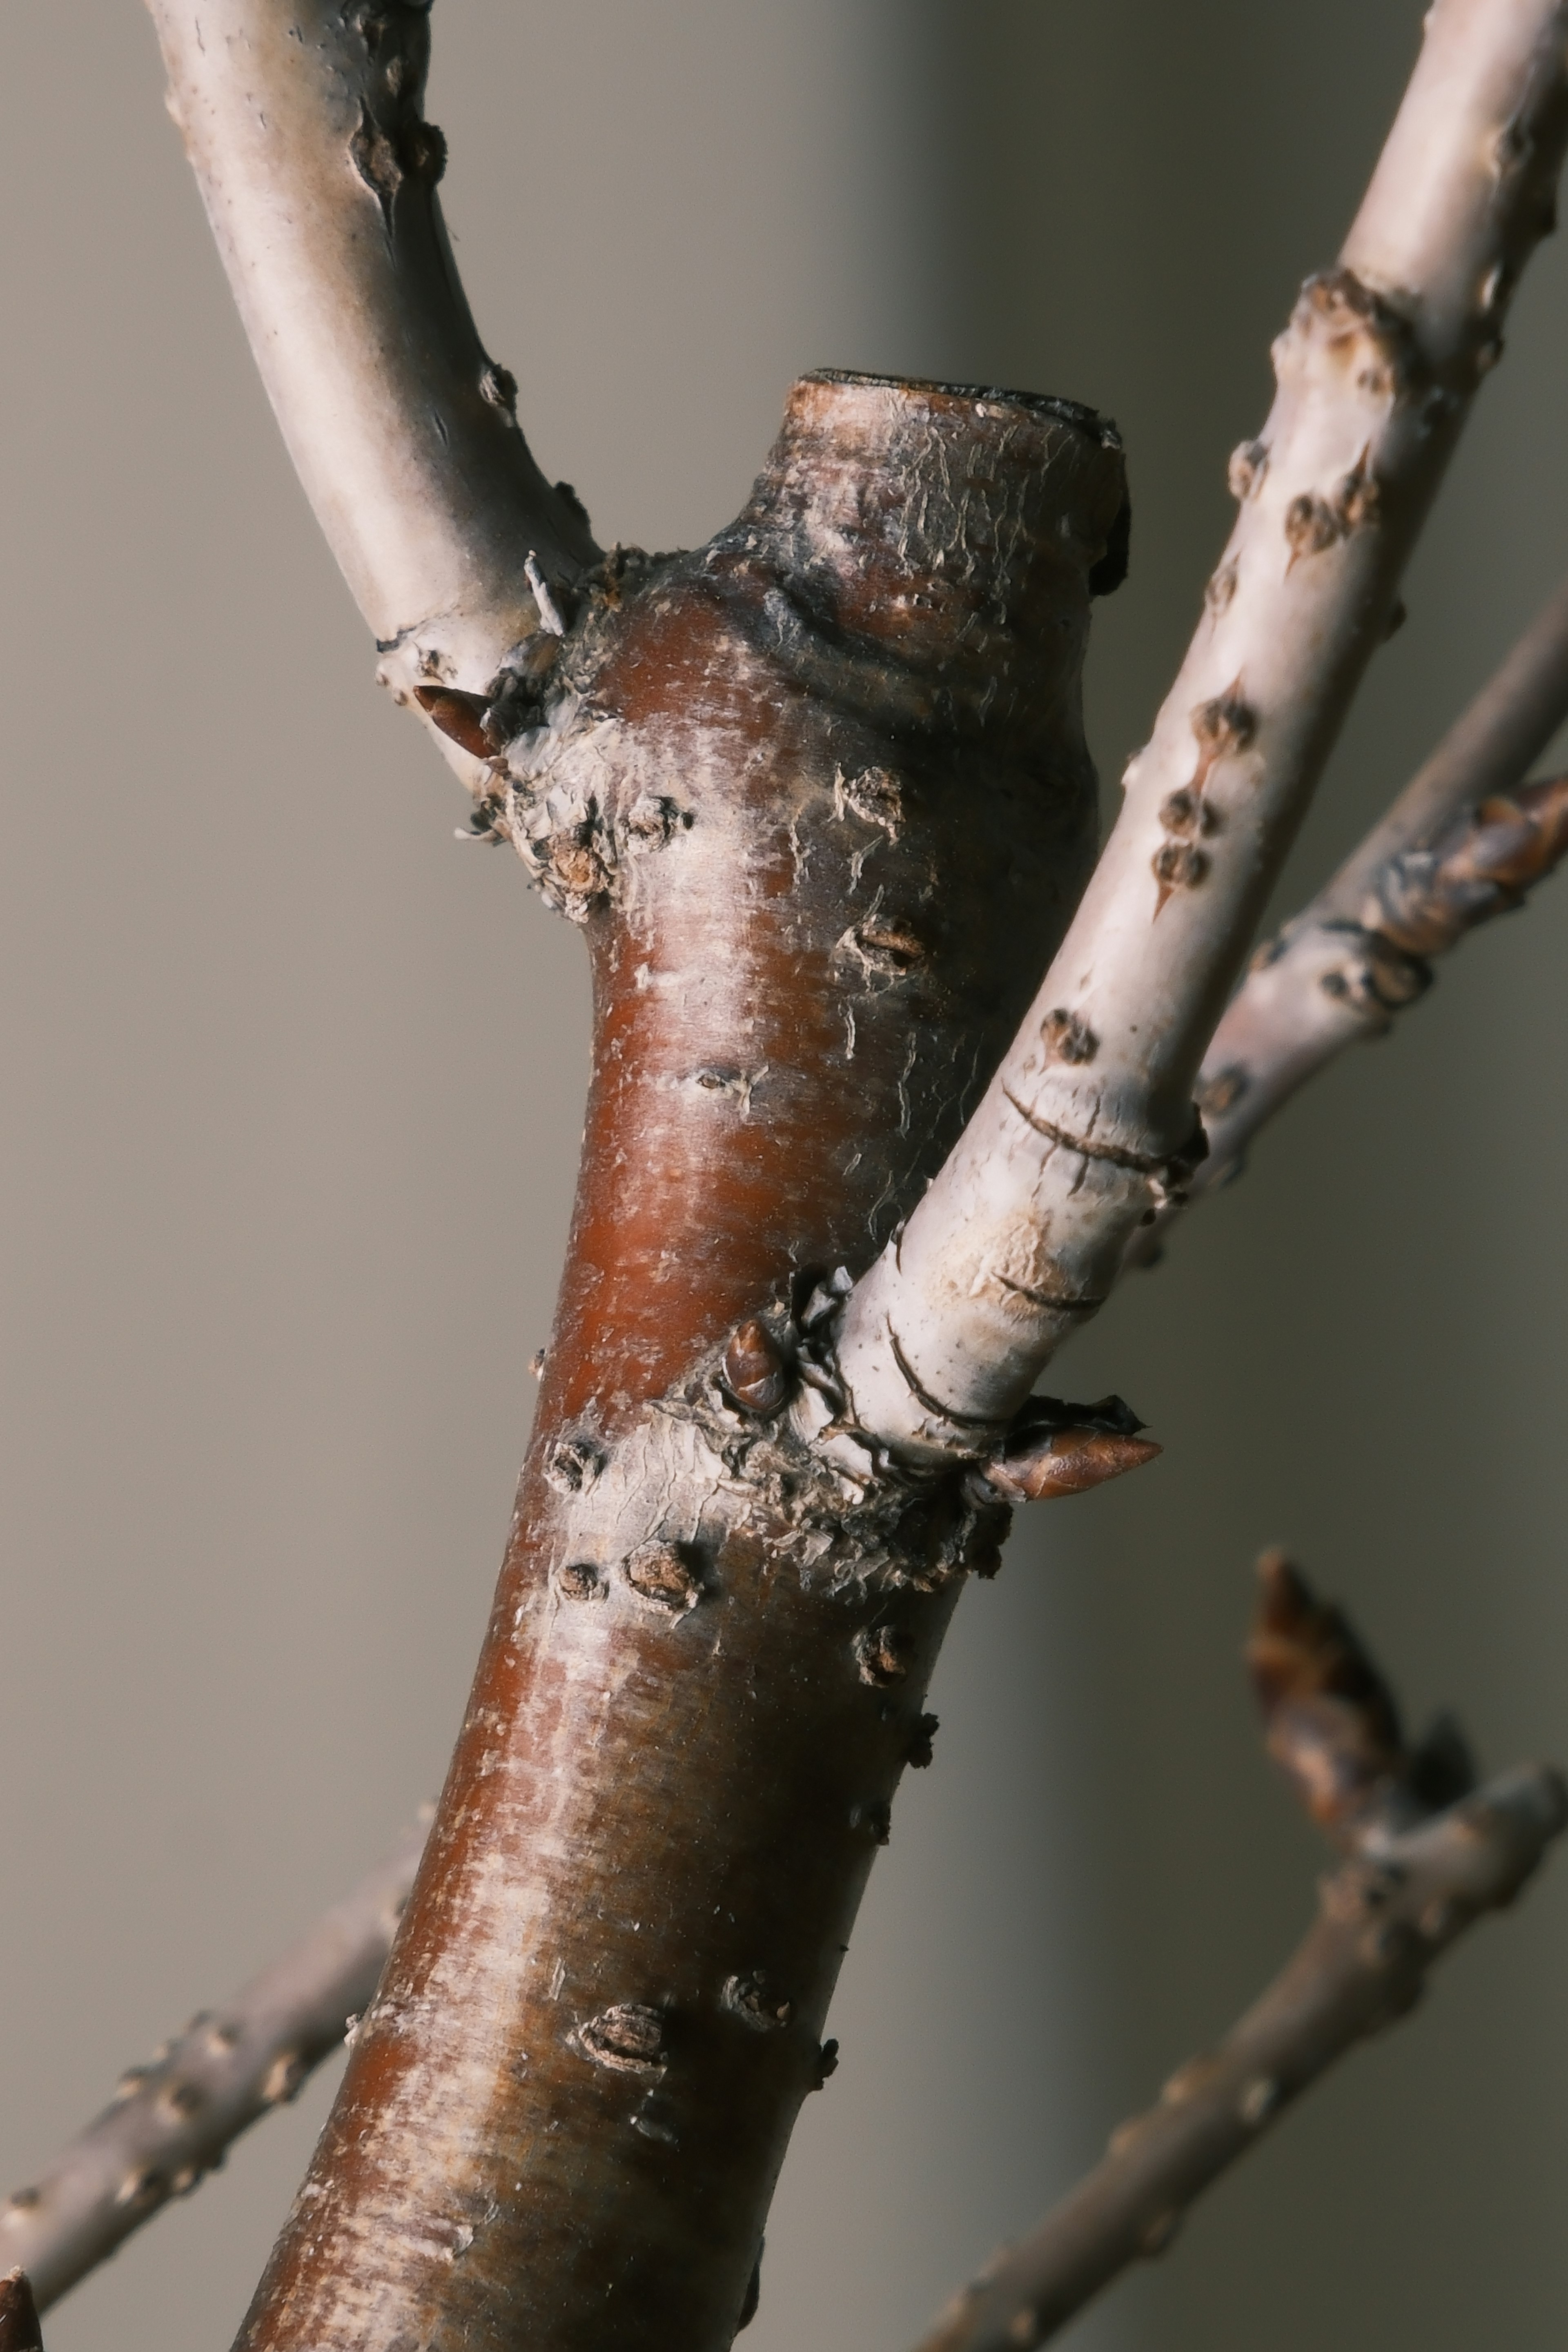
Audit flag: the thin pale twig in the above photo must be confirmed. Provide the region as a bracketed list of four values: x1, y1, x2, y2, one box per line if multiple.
[146, 1, 598, 790]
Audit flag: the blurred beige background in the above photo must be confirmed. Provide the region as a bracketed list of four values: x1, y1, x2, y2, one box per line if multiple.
[3, 5, 1567, 2349]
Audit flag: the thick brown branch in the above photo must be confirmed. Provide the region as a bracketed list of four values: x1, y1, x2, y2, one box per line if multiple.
[912, 1563, 1566, 2352]
[1, 1817, 425, 2311]
[231, 372, 1128, 2352]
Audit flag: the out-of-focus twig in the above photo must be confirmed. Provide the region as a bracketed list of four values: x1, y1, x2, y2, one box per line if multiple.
[910, 1555, 1566, 2352]
[1323, 571, 1568, 923]
[0, 1815, 428, 2311]
[1188, 764, 1568, 1198]
[1177, 575, 1568, 1209]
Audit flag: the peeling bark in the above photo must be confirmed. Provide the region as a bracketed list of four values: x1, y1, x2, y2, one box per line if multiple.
[233, 372, 1127, 2352]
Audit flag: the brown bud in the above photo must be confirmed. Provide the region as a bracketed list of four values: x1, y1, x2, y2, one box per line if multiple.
[906, 1713, 940, 1768]
[1190, 686, 1257, 757]
[557, 1562, 603, 1602]
[986, 1427, 1162, 1502]
[1284, 491, 1343, 559]
[1227, 439, 1268, 500]
[849, 921, 926, 975]
[1364, 773, 1568, 961]
[1152, 839, 1209, 891]
[0, 2273, 41, 2352]
[412, 684, 493, 760]
[722, 1319, 790, 1415]
[1247, 1550, 1407, 1831]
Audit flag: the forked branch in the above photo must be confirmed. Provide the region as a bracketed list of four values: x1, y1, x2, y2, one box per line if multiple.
[835, 0, 1568, 1462]
[111, 8, 1568, 2350]
[38, 674, 1568, 2316]
[34, 584, 1568, 2321]
[913, 1557, 1567, 2352]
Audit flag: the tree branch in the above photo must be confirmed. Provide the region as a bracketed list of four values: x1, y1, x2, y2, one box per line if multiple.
[226, 371, 1130, 2352]
[833, 0, 1568, 1464]
[0, 1815, 426, 2311]
[146, 1, 599, 784]
[1311, 572, 1568, 924]
[911, 1557, 1567, 2352]
[1186, 581, 1568, 1194]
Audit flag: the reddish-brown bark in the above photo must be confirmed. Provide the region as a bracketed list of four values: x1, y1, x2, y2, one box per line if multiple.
[234, 374, 1127, 2352]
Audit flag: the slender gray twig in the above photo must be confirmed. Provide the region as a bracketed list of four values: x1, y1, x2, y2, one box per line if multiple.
[0, 1815, 428, 2310]
[1321, 570, 1568, 922]
[1179, 578, 1568, 1200]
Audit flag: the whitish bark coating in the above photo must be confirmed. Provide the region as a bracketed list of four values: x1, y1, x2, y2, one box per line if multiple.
[1, 1819, 426, 2310]
[147, 0, 597, 785]
[232, 374, 1127, 2352]
[836, 0, 1568, 1462]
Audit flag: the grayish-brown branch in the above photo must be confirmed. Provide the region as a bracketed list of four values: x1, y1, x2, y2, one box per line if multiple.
[1186, 578, 1568, 1195]
[0, 1816, 426, 2310]
[911, 1557, 1566, 2352]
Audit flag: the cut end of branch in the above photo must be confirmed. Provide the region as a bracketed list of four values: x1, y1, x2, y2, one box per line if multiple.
[0, 2272, 42, 2352]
